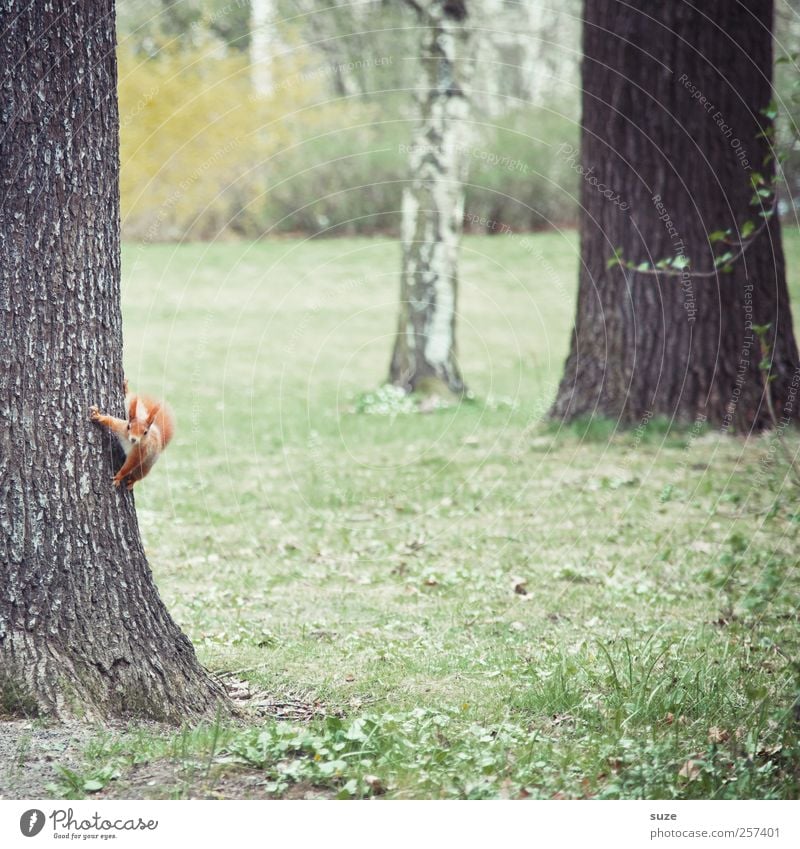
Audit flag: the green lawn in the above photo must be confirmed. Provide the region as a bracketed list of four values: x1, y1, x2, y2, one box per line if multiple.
[54, 231, 800, 798]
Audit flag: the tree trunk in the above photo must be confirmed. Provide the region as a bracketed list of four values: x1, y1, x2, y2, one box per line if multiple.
[250, 0, 277, 97]
[550, 0, 800, 430]
[389, 0, 471, 396]
[0, 0, 226, 721]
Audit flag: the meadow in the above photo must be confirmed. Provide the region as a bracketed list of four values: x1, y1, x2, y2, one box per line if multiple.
[13, 230, 800, 799]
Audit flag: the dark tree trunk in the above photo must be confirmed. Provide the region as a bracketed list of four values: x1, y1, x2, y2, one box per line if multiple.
[389, 0, 471, 396]
[0, 0, 225, 721]
[550, 0, 800, 430]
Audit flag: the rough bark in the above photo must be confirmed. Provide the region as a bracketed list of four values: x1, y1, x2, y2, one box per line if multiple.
[0, 0, 226, 721]
[389, 0, 471, 396]
[550, 0, 800, 430]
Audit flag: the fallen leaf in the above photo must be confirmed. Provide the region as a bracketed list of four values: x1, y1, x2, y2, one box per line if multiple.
[364, 774, 384, 794]
[678, 759, 701, 781]
[708, 726, 729, 744]
[758, 744, 783, 760]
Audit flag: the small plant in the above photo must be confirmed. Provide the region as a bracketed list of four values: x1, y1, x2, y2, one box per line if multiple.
[352, 384, 418, 416]
[48, 764, 119, 799]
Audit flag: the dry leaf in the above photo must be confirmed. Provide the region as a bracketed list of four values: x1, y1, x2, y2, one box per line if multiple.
[758, 744, 783, 760]
[364, 774, 384, 794]
[678, 759, 701, 781]
[707, 726, 729, 744]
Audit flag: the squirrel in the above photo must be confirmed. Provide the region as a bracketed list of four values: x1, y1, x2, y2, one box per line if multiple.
[89, 380, 175, 490]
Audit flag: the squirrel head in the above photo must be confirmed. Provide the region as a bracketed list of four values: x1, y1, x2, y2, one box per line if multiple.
[127, 397, 160, 445]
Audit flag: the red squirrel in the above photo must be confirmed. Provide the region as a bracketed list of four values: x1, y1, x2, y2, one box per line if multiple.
[89, 380, 175, 490]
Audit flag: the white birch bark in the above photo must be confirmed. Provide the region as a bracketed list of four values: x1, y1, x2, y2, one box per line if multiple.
[251, 0, 278, 96]
[389, 0, 473, 395]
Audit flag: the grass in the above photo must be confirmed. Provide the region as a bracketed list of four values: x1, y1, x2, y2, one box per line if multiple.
[45, 230, 800, 798]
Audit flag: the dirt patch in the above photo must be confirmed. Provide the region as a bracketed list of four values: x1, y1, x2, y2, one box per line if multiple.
[95, 762, 333, 800]
[0, 685, 336, 800]
[0, 720, 96, 800]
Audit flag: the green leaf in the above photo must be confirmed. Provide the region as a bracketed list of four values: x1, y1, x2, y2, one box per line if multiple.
[740, 220, 755, 239]
[606, 247, 624, 269]
[714, 252, 734, 267]
[707, 229, 728, 243]
[318, 759, 348, 776]
[760, 100, 778, 120]
[671, 255, 690, 270]
[83, 779, 105, 792]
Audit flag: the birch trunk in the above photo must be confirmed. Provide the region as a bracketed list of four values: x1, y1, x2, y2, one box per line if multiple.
[550, 0, 800, 429]
[0, 0, 226, 721]
[250, 0, 277, 97]
[389, 0, 471, 396]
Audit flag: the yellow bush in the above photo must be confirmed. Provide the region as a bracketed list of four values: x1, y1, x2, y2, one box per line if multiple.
[118, 40, 305, 240]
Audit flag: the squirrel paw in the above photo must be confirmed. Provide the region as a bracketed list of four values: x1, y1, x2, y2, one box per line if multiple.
[89, 405, 101, 421]
[112, 477, 122, 488]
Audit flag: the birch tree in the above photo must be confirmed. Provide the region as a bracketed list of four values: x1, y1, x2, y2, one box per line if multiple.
[251, 0, 278, 96]
[389, 0, 473, 396]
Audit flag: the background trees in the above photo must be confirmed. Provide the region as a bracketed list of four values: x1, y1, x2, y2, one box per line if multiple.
[0, 0, 224, 720]
[550, 0, 800, 429]
[115, 0, 582, 240]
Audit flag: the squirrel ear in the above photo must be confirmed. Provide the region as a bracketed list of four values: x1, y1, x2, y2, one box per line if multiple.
[145, 403, 161, 426]
[128, 396, 138, 422]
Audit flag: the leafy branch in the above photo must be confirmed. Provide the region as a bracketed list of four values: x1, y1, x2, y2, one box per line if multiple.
[607, 102, 783, 277]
